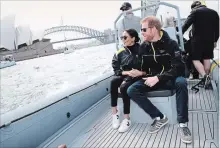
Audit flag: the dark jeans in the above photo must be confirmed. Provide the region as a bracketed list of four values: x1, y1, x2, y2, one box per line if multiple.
[127, 77, 189, 123]
[175, 77, 189, 123]
[110, 76, 136, 114]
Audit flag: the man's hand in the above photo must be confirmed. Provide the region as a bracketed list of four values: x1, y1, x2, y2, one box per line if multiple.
[214, 42, 217, 48]
[143, 76, 159, 87]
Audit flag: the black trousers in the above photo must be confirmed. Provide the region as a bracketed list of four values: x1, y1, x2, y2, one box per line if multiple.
[110, 76, 137, 114]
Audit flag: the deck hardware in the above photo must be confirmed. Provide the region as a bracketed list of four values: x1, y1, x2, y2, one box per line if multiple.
[66, 112, 71, 118]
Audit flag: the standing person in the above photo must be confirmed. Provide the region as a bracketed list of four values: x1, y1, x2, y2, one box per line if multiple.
[116, 2, 142, 48]
[182, 1, 219, 88]
[163, 11, 175, 28]
[111, 29, 144, 133]
[127, 16, 192, 143]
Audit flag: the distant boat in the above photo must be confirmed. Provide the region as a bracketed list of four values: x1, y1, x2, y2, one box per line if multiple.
[0, 54, 16, 69]
[63, 47, 75, 54]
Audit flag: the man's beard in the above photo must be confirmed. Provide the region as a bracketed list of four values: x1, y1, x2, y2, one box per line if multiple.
[144, 35, 154, 42]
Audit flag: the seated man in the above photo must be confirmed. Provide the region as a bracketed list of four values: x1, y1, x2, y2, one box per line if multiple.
[127, 16, 192, 144]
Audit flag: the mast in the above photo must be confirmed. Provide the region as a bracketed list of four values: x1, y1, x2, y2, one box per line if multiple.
[61, 16, 68, 49]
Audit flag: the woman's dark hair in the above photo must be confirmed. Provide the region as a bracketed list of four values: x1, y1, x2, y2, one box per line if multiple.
[125, 29, 140, 43]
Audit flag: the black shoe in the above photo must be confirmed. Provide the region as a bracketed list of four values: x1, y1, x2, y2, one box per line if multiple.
[192, 73, 199, 79]
[204, 75, 211, 89]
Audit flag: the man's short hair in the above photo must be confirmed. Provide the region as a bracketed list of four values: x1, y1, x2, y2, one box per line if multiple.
[140, 16, 162, 31]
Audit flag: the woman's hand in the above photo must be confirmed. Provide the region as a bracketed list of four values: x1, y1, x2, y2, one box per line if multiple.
[129, 69, 145, 77]
[122, 69, 145, 77]
[122, 71, 131, 76]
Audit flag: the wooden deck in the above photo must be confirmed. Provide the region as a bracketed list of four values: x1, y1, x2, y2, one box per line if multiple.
[80, 80, 219, 148]
[81, 111, 218, 148]
[41, 80, 219, 148]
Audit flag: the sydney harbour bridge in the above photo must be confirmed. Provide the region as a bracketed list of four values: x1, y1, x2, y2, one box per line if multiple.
[43, 25, 115, 45]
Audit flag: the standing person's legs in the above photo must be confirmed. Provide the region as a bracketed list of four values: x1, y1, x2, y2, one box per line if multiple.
[192, 61, 206, 77]
[203, 42, 214, 75]
[191, 41, 214, 88]
[203, 59, 212, 75]
[175, 77, 192, 143]
[202, 43, 214, 88]
[191, 41, 206, 77]
[127, 79, 169, 133]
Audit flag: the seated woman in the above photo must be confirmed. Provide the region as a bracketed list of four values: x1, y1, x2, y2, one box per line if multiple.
[111, 29, 144, 133]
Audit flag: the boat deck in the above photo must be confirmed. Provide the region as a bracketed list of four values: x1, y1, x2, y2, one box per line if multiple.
[39, 80, 219, 148]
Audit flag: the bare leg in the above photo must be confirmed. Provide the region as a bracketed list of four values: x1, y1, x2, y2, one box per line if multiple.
[192, 60, 206, 77]
[112, 107, 118, 114]
[203, 59, 211, 75]
[124, 114, 130, 120]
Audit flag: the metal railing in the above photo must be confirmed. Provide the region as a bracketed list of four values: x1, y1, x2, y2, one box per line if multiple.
[114, 2, 185, 51]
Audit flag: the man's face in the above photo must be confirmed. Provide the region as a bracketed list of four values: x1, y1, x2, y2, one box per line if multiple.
[141, 22, 156, 42]
[122, 7, 131, 12]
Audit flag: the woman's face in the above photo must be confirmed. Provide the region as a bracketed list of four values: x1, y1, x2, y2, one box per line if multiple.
[121, 31, 135, 47]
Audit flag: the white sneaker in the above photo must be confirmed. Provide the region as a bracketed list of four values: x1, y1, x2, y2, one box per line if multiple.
[112, 111, 120, 129]
[118, 118, 131, 133]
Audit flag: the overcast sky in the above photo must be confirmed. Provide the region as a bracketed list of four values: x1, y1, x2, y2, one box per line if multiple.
[1, 0, 219, 34]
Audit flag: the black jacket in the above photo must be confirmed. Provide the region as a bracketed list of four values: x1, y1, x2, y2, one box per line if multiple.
[182, 6, 219, 42]
[138, 30, 182, 81]
[112, 43, 140, 78]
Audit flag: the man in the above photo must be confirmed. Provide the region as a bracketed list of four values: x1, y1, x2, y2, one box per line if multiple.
[182, 1, 219, 87]
[116, 2, 141, 48]
[127, 16, 192, 144]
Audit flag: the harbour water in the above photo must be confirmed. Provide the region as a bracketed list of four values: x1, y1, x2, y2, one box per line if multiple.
[0, 43, 116, 115]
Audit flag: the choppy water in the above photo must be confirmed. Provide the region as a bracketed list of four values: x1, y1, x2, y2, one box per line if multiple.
[0, 43, 116, 115]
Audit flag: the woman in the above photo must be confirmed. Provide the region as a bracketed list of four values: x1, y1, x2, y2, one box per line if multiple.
[111, 29, 143, 133]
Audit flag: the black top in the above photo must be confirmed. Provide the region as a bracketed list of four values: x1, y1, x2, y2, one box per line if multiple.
[182, 6, 219, 42]
[112, 43, 140, 81]
[126, 43, 139, 55]
[138, 30, 183, 81]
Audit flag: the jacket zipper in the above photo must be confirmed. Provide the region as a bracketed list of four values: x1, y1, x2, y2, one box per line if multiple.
[123, 47, 132, 62]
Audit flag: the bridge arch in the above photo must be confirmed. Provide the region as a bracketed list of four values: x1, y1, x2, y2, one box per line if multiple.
[43, 26, 108, 43]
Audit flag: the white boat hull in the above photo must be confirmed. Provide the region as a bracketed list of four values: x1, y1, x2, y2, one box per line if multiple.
[0, 73, 113, 148]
